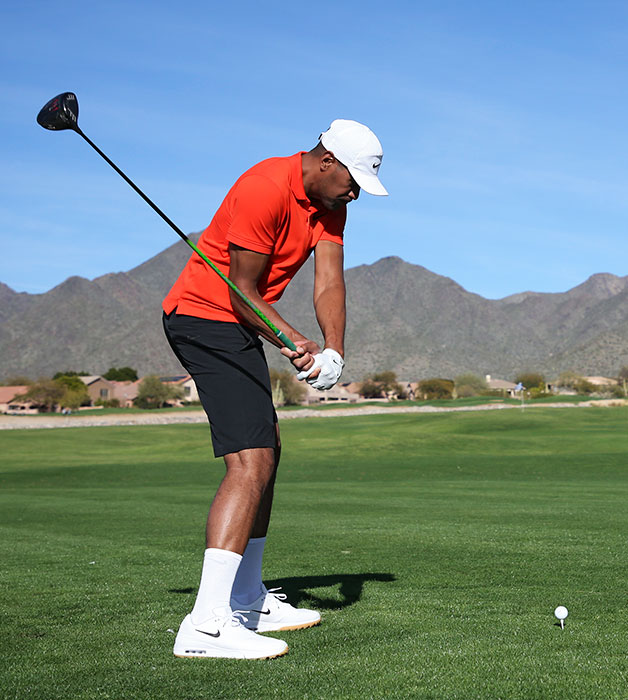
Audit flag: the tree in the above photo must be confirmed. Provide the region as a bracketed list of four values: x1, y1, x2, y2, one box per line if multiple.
[16, 379, 65, 412]
[54, 374, 90, 409]
[371, 371, 400, 392]
[454, 373, 488, 398]
[269, 369, 306, 406]
[52, 370, 89, 379]
[17, 375, 90, 412]
[514, 372, 546, 390]
[556, 371, 582, 389]
[61, 388, 89, 410]
[359, 371, 404, 399]
[135, 375, 184, 409]
[103, 366, 139, 382]
[359, 378, 384, 399]
[418, 378, 454, 400]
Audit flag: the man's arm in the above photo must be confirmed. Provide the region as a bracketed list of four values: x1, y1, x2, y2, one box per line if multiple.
[227, 244, 320, 373]
[313, 240, 346, 357]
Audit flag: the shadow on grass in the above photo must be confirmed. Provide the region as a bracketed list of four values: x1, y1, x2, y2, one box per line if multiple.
[169, 573, 396, 611]
[264, 573, 396, 610]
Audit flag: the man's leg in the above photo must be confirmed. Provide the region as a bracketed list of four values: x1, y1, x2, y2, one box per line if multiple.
[228, 431, 321, 633]
[206, 446, 276, 552]
[188, 446, 275, 624]
[163, 315, 291, 656]
[230, 426, 279, 605]
[174, 445, 288, 659]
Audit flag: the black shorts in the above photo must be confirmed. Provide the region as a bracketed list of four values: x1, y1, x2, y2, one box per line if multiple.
[162, 311, 277, 458]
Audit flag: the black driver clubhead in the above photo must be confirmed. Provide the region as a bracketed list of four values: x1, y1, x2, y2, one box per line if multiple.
[37, 92, 80, 132]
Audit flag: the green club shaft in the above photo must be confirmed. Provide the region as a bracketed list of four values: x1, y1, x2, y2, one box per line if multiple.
[76, 128, 297, 352]
[184, 238, 297, 351]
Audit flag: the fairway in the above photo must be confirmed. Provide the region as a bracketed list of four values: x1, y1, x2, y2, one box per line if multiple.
[1, 408, 627, 699]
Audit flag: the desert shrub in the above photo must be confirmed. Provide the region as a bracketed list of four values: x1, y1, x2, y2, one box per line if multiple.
[418, 378, 454, 400]
[556, 371, 582, 389]
[515, 372, 546, 390]
[573, 379, 595, 395]
[454, 373, 488, 398]
[269, 369, 306, 406]
[359, 379, 384, 398]
[95, 398, 121, 408]
[528, 387, 553, 399]
[359, 371, 403, 399]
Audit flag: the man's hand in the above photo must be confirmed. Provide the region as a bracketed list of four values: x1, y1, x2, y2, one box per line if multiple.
[280, 340, 322, 375]
[295, 348, 345, 391]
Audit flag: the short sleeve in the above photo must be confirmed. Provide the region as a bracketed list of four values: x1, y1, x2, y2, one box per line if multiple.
[227, 175, 286, 254]
[318, 206, 346, 246]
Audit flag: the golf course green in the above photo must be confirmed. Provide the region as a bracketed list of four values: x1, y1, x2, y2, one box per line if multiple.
[1, 407, 627, 699]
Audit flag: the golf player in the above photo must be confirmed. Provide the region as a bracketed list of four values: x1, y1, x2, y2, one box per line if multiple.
[163, 119, 387, 659]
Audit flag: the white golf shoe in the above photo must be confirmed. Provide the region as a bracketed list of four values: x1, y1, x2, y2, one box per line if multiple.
[232, 586, 321, 633]
[173, 607, 288, 659]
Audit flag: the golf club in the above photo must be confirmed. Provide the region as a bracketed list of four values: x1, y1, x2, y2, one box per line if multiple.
[36, 92, 297, 352]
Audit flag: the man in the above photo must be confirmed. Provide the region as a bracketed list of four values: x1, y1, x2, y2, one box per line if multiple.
[162, 119, 387, 659]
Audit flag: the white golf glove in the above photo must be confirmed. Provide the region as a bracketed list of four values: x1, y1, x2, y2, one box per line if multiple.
[296, 348, 345, 391]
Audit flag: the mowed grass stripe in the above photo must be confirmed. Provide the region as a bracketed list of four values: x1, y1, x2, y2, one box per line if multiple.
[1, 408, 627, 699]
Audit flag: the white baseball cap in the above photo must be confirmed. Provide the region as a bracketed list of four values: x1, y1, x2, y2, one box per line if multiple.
[320, 119, 388, 196]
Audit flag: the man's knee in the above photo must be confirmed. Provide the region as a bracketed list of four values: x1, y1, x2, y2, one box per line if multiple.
[224, 447, 276, 485]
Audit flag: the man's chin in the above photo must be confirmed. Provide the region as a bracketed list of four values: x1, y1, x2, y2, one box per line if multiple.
[322, 199, 346, 211]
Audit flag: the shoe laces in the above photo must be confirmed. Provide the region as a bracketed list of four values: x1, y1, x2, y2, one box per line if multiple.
[230, 610, 249, 627]
[266, 587, 287, 602]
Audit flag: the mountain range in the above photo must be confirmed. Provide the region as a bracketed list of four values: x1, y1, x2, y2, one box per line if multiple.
[2, 236, 627, 382]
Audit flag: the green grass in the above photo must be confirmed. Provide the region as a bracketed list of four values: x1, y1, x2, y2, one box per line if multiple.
[1, 408, 627, 699]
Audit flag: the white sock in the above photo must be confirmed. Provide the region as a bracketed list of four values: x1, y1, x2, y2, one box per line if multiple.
[231, 537, 266, 605]
[190, 548, 242, 624]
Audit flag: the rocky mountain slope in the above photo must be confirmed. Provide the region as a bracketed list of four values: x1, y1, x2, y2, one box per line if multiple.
[1, 238, 627, 381]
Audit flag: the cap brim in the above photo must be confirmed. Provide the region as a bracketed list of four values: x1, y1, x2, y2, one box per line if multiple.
[348, 167, 388, 196]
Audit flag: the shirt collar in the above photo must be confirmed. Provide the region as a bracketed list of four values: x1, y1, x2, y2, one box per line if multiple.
[290, 152, 310, 205]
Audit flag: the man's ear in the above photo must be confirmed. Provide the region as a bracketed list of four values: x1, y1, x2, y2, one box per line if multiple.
[320, 151, 336, 171]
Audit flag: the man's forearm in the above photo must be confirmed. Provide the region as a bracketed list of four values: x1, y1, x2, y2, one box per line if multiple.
[314, 282, 346, 356]
[229, 289, 308, 349]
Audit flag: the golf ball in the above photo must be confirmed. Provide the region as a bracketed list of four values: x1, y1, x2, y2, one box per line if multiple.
[554, 605, 569, 620]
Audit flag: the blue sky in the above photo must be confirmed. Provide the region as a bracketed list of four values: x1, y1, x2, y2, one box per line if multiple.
[2, 0, 627, 298]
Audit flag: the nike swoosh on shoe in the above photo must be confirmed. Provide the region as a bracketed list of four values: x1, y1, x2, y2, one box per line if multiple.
[196, 629, 221, 638]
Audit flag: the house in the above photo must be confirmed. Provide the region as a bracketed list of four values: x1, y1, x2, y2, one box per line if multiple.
[341, 381, 362, 395]
[0, 386, 37, 415]
[485, 375, 518, 396]
[303, 382, 360, 404]
[109, 380, 141, 408]
[549, 375, 619, 394]
[79, 376, 115, 405]
[160, 375, 200, 403]
[583, 376, 618, 387]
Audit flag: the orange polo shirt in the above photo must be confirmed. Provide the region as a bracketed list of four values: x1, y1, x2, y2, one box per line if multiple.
[163, 153, 346, 323]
